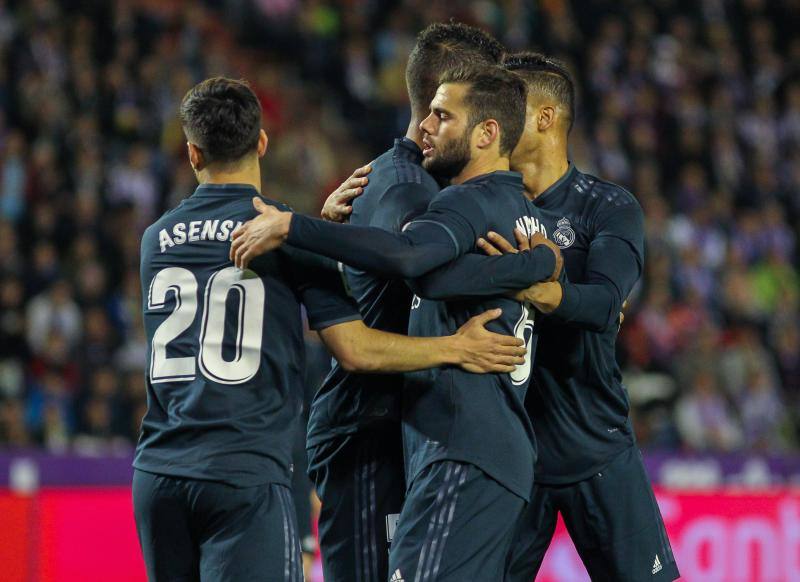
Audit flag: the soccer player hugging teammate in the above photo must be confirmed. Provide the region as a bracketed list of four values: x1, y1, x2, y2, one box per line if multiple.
[133, 77, 530, 582]
[301, 23, 520, 582]
[230, 67, 563, 580]
[485, 53, 679, 581]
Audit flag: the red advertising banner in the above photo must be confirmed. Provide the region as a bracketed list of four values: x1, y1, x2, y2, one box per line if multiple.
[3, 487, 800, 581]
[537, 489, 800, 582]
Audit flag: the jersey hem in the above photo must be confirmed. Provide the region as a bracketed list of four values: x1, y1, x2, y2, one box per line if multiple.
[132, 460, 291, 489]
[407, 454, 531, 502]
[533, 442, 635, 486]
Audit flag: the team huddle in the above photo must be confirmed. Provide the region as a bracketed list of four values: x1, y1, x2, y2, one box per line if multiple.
[132, 21, 679, 582]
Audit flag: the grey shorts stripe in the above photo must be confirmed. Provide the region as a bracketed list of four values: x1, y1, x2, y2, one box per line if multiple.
[354, 445, 364, 582]
[368, 446, 379, 581]
[429, 466, 468, 579]
[276, 486, 302, 582]
[277, 485, 292, 581]
[414, 462, 465, 582]
[356, 440, 382, 582]
[360, 440, 379, 582]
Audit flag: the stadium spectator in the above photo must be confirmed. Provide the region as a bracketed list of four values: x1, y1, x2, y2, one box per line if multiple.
[0, 0, 795, 460]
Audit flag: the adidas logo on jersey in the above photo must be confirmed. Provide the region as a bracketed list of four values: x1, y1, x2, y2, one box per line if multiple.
[390, 569, 405, 582]
[652, 554, 662, 574]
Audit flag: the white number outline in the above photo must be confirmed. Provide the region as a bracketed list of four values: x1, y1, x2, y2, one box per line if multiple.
[148, 267, 265, 385]
[198, 267, 265, 385]
[510, 303, 536, 386]
[148, 267, 198, 383]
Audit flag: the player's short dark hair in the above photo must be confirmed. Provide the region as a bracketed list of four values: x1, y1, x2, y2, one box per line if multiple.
[439, 66, 527, 156]
[503, 52, 576, 132]
[406, 22, 505, 115]
[179, 77, 262, 167]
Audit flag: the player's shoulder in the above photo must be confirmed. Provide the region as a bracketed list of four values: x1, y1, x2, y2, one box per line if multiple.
[575, 170, 639, 209]
[436, 180, 484, 199]
[571, 169, 642, 221]
[143, 201, 187, 245]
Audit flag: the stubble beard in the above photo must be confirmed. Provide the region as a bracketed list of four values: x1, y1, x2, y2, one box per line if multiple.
[422, 127, 472, 183]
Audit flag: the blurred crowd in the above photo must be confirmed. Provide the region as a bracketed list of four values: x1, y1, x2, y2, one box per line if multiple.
[0, 0, 798, 457]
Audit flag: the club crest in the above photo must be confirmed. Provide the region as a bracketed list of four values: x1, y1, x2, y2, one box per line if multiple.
[553, 217, 576, 248]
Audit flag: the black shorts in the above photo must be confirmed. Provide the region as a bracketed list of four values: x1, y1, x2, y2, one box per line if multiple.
[389, 460, 525, 582]
[307, 428, 405, 582]
[505, 446, 679, 582]
[132, 469, 302, 582]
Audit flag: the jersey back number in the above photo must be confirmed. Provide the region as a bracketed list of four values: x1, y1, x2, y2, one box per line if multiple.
[148, 266, 265, 385]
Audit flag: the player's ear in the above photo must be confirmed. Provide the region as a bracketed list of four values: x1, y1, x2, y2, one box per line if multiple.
[187, 142, 204, 172]
[476, 119, 500, 150]
[538, 106, 556, 131]
[257, 129, 268, 158]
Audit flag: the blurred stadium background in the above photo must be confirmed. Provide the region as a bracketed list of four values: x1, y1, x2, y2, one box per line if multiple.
[0, 0, 798, 580]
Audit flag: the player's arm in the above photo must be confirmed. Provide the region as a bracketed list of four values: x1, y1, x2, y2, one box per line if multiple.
[408, 230, 561, 300]
[318, 309, 525, 374]
[232, 188, 485, 278]
[517, 204, 644, 332]
[286, 245, 525, 375]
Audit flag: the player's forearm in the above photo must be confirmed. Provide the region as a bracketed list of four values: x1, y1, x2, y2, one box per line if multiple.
[549, 233, 642, 332]
[288, 214, 455, 278]
[349, 328, 459, 373]
[409, 246, 556, 300]
[549, 280, 623, 332]
[320, 320, 458, 373]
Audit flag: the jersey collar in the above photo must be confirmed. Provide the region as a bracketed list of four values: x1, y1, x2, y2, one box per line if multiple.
[394, 137, 424, 163]
[193, 183, 260, 198]
[533, 163, 577, 206]
[462, 170, 523, 187]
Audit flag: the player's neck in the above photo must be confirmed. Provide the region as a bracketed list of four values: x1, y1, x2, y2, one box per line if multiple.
[451, 154, 510, 185]
[198, 164, 262, 193]
[516, 143, 568, 200]
[405, 117, 425, 150]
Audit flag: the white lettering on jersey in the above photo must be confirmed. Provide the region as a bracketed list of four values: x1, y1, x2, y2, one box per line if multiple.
[159, 220, 245, 253]
[159, 229, 175, 253]
[515, 215, 547, 240]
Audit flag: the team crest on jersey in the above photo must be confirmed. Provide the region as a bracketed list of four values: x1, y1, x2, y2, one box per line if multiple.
[553, 218, 576, 249]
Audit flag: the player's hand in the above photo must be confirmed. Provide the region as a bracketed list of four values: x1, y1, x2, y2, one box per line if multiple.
[478, 230, 563, 281]
[451, 308, 527, 374]
[230, 198, 292, 269]
[321, 164, 372, 222]
[514, 281, 563, 313]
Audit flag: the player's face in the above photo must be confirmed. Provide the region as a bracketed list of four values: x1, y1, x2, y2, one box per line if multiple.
[419, 83, 473, 181]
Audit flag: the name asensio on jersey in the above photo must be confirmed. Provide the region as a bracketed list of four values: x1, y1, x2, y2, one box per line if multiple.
[158, 219, 244, 253]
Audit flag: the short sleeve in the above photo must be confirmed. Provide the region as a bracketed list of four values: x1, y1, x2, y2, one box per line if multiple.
[281, 245, 361, 330]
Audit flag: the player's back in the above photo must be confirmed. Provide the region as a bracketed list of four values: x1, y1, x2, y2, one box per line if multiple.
[405, 171, 545, 500]
[136, 184, 320, 487]
[306, 138, 439, 448]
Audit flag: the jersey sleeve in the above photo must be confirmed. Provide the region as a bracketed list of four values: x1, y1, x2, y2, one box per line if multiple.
[281, 245, 361, 330]
[550, 201, 645, 331]
[404, 185, 488, 256]
[408, 245, 556, 300]
[285, 185, 486, 279]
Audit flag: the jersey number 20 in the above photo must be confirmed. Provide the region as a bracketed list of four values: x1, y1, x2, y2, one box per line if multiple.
[148, 266, 265, 385]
